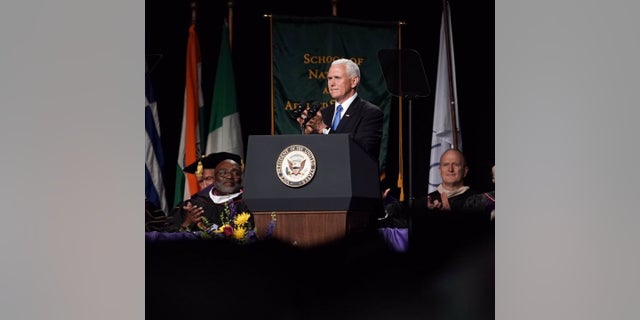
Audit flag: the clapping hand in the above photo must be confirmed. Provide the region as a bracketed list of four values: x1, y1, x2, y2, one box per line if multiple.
[181, 201, 204, 229]
[427, 195, 442, 210]
[426, 194, 451, 210]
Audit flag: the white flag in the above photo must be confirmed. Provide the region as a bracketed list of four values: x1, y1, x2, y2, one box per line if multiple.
[428, 4, 462, 194]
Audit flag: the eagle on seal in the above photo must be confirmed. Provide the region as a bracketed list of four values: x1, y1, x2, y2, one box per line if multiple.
[287, 158, 306, 176]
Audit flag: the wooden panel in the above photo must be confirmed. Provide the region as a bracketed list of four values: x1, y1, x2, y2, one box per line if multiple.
[254, 211, 369, 247]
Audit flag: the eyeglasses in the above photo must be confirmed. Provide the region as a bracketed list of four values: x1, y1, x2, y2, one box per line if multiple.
[215, 169, 241, 178]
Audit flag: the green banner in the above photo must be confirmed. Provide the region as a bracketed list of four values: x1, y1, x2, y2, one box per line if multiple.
[271, 16, 398, 170]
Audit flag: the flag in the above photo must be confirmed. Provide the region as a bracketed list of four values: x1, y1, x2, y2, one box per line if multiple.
[205, 22, 243, 159]
[145, 70, 168, 214]
[174, 23, 204, 206]
[428, 3, 462, 194]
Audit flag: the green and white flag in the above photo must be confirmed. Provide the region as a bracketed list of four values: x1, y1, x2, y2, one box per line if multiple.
[205, 22, 244, 159]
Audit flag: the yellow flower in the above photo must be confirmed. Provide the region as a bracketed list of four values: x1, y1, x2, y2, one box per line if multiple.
[233, 226, 247, 240]
[234, 212, 251, 226]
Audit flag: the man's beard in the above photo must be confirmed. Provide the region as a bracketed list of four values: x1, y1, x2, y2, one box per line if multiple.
[215, 180, 240, 194]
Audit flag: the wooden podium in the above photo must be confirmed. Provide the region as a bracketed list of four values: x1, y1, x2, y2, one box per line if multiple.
[252, 210, 370, 247]
[243, 134, 382, 247]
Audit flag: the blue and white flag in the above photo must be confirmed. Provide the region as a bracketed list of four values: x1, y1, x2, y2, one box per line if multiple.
[428, 3, 462, 194]
[145, 72, 168, 214]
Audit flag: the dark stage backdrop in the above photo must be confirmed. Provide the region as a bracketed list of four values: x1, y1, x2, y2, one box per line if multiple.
[146, 0, 494, 205]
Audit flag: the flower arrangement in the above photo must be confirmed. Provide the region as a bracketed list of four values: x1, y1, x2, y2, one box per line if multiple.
[195, 201, 258, 243]
[179, 199, 277, 243]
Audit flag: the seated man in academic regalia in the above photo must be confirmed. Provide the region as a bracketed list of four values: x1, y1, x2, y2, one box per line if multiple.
[416, 149, 491, 254]
[182, 152, 243, 192]
[426, 148, 476, 213]
[164, 154, 256, 242]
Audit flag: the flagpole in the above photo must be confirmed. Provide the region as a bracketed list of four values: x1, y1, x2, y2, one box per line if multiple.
[442, 0, 459, 149]
[331, 0, 338, 17]
[227, 0, 234, 49]
[397, 22, 405, 202]
[264, 14, 275, 134]
[190, 0, 196, 25]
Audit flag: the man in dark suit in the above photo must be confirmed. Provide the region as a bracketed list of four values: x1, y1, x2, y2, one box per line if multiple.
[299, 58, 384, 161]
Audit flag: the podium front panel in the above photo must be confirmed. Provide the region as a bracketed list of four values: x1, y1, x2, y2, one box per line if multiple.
[243, 134, 381, 212]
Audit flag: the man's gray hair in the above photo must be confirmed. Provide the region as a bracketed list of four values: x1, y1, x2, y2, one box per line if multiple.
[331, 58, 360, 79]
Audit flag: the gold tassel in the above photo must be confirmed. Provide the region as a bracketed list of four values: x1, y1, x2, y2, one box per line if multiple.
[195, 156, 204, 179]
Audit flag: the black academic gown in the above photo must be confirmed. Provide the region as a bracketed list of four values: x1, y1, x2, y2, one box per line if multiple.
[427, 188, 476, 214]
[166, 185, 254, 232]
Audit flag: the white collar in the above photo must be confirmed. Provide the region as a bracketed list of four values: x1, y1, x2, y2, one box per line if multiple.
[436, 185, 470, 198]
[336, 93, 357, 112]
[209, 188, 243, 204]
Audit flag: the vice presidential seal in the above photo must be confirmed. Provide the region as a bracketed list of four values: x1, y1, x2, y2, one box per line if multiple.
[276, 144, 317, 187]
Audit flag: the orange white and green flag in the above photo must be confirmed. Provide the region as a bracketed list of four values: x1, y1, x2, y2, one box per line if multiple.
[174, 23, 204, 206]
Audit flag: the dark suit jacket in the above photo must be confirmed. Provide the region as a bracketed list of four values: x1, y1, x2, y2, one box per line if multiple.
[320, 96, 383, 161]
